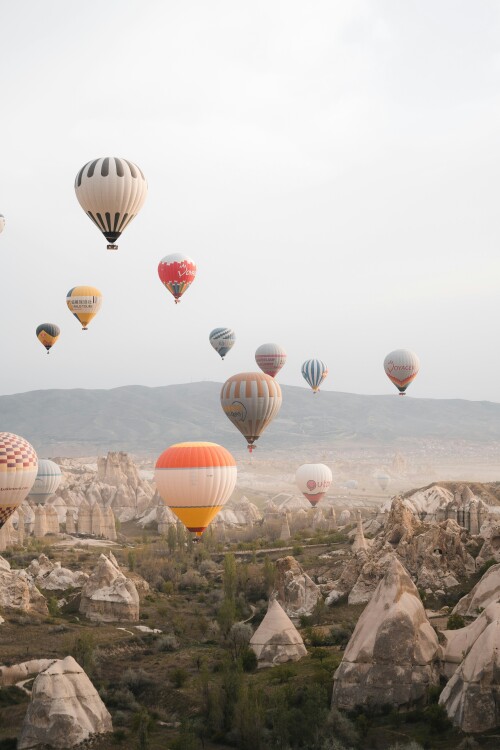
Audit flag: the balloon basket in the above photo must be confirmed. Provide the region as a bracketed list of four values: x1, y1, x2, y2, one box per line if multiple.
[107, 244, 118, 250]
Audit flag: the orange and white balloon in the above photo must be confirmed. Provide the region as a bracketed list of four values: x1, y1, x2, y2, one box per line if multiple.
[155, 442, 237, 536]
[221, 372, 282, 453]
[255, 343, 287, 378]
[296, 463, 332, 506]
[384, 349, 420, 395]
[0, 433, 38, 528]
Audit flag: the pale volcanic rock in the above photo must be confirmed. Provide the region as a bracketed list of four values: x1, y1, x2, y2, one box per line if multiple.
[273, 556, 321, 617]
[219, 496, 262, 526]
[441, 603, 500, 678]
[331, 557, 440, 710]
[45, 505, 60, 534]
[65, 509, 76, 534]
[51, 496, 68, 524]
[347, 549, 396, 605]
[453, 563, 500, 617]
[476, 522, 500, 566]
[0, 564, 48, 616]
[384, 497, 420, 545]
[97, 451, 140, 488]
[27, 555, 88, 591]
[439, 619, 500, 732]
[279, 516, 291, 541]
[91, 502, 104, 536]
[250, 598, 307, 668]
[77, 498, 92, 535]
[18, 656, 112, 749]
[80, 553, 139, 622]
[33, 506, 47, 539]
[102, 505, 117, 541]
[338, 510, 351, 526]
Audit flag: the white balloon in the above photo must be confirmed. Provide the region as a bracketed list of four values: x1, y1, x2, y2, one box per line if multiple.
[296, 463, 332, 506]
[384, 349, 420, 394]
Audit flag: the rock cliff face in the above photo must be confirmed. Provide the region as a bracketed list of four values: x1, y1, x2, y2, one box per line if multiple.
[80, 553, 139, 623]
[250, 599, 307, 667]
[0, 557, 47, 616]
[453, 562, 500, 617]
[439, 619, 500, 732]
[17, 656, 112, 749]
[326, 498, 475, 605]
[331, 557, 440, 710]
[441, 603, 500, 678]
[273, 556, 320, 617]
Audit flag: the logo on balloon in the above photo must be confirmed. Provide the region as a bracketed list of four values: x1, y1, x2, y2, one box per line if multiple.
[224, 401, 247, 422]
[307, 480, 317, 491]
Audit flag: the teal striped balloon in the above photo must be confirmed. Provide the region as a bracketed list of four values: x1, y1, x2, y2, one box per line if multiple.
[301, 359, 328, 393]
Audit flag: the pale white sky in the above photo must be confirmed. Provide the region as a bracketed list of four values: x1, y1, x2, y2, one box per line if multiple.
[1, 1, 500, 400]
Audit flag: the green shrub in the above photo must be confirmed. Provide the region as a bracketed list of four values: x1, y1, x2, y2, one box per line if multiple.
[477, 558, 497, 577]
[241, 647, 258, 672]
[446, 613, 465, 630]
[171, 667, 189, 688]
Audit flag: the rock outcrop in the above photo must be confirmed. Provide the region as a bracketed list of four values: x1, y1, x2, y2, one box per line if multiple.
[0, 557, 47, 615]
[273, 556, 321, 617]
[439, 619, 500, 732]
[80, 553, 139, 622]
[18, 656, 112, 749]
[453, 563, 500, 617]
[27, 555, 88, 591]
[250, 598, 307, 667]
[441, 603, 500, 678]
[331, 557, 440, 709]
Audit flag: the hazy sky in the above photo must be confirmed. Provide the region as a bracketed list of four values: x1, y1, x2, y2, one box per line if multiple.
[2, 1, 500, 401]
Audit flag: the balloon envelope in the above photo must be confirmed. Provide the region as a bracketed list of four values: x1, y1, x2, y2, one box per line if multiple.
[384, 349, 420, 394]
[302, 359, 328, 392]
[209, 328, 236, 360]
[255, 343, 287, 378]
[0, 432, 38, 528]
[377, 473, 390, 491]
[66, 286, 102, 330]
[221, 372, 282, 452]
[0, 215, 5, 234]
[36, 323, 60, 353]
[30, 459, 62, 505]
[75, 157, 147, 249]
[296, 463, 332, 506]
[158, 253, 197, 303]
[155, 442, 237, 536]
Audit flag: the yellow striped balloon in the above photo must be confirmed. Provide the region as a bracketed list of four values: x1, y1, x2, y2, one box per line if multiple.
[220, 372, 282, 452]
[155, 442, 237, 536]
[66, 286, 102, 330]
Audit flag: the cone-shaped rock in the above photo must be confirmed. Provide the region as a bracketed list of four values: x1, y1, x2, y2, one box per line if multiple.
[250, 598, 307, 668]
[273, 556, 320, 617]
[17, 656, 112, 748]
[439, 619, 500, 732]
[331, 556, 439, 710]
[453, 562, 500, 617]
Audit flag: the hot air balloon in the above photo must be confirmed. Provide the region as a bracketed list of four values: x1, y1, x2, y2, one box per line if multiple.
[158, 253, 197, 303]
[74, 157, 147, 250]
[155, 442, 237, 536]
[0, 215, 5, 234]
[36, 323, 60, 354]
[296, 463, 332, 506]
[377, 473, 390, 491]
[302, 359, 328, 393]
[255, 343, 287, 378]
[66, 286, 102, 330]
[29, 459, 62, 505]
[209, 328, 235, 360]
[384, 349, 420, 395]
[221, 372, 282, 453]
[0, 432, 38, 528]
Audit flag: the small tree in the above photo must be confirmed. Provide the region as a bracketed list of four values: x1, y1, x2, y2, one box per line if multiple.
[167, 525, 177, 553]
[447, 613, 465, 630]
[223, 553, 237, 602]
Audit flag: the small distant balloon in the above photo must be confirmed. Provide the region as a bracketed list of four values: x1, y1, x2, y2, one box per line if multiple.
[296, 463, 332, 506]
[220, 372, 282, 453]
[255, 343, 287, 378]
[345, 480, 358, 490]
[36, 323, 60, 354]
[302, 359, 328, 393]
[0, 215, 5, 234]
[384, 349, 420, 395]
[377, 473, 390, 491]
[155, 441, 237, 536]
[158, 253, 197, 303]
[75, 157, 147, 250]
[0, 433, 38, 528]
[66, 286, 102, 330]
[209, 328, 235, 360]
[29, 459, 62, 505]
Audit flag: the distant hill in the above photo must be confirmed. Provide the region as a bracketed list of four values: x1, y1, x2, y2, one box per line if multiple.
[1, 382, 500, 456]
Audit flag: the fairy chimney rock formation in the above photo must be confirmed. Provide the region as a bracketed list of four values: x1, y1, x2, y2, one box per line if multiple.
[279, 516, 291, 541]
[79, 553, 139, 622]
[65, 508, 76, 534]
[77, 498, 92, 535]
[453, 563, 500, 617]
[97, 451, 140, 489]
[17, 656, 112, 749]
[273, 556, 321, 617]
[352, 511, 368, 553]
[331, 556, 440, 710]
[45, 504, 60, 534]
[91, 502, 104, 536]
[250, 598, 307, 667]
[33, 506, 47, 539]
[439, 619, 500, 732]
